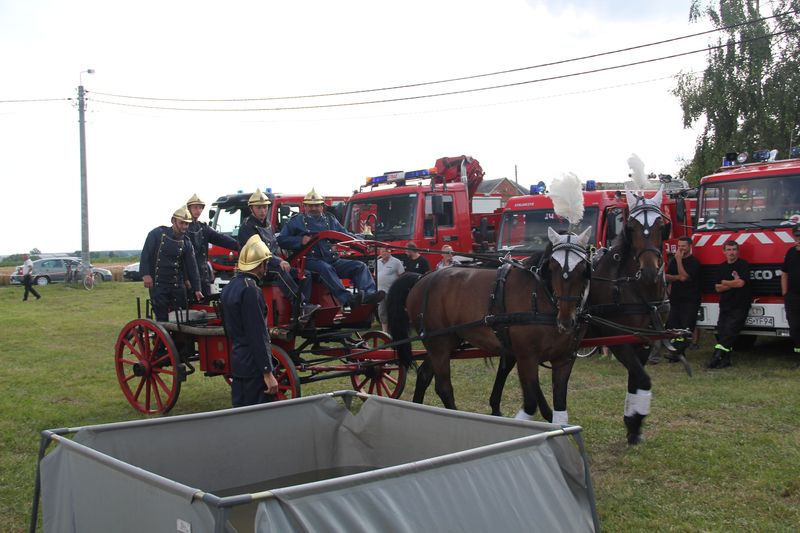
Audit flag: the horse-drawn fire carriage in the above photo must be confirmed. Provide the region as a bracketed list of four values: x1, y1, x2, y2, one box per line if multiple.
[115, 187, 686, 449]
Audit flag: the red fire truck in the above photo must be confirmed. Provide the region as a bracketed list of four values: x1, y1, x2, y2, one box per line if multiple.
[342, 155, 503, 264]
[497, 178, 693, 254]
[692, 148, 800, 341]
[207, 191, 349, 274]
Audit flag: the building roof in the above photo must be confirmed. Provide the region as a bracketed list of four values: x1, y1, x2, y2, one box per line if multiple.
[476, 177, 528, 196]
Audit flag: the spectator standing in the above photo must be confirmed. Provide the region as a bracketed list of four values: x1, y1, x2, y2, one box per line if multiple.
[376, 246, 405, 332]
[435, 244, 461, 270]
[21, 253, 41, 301]
[404, 242, 430, 275]
[664, 236, 702, 363]
[707, 240, 752, 369]
[221, 235, 279, 407]
[781, 224, 800, 367]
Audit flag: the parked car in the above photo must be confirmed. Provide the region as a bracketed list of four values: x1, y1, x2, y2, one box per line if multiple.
[123, 262, 143, 282]
[9, 257, 112, 286]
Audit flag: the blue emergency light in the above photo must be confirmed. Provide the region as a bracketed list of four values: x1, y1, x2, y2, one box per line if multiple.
[365, 168, 431, 186]
[264, 187, 272, 194]
[585, 180, 597, 191]
[791, 146, 800, 159]
[752, 149, 772, 162]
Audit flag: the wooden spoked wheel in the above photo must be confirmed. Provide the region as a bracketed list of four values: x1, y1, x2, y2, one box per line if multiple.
[270, 345, 300, 401]
[115, 319, 182, 415]
[350, 330, 406, 398]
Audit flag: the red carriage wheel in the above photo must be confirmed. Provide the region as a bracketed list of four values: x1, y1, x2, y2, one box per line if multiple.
[270, 345, 301, 400]
[115, 319, 182, 415]
[350, 330, 407, 398]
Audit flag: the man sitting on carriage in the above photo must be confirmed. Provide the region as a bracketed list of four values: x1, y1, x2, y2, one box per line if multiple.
[278, 188, 384, 309]
[238, 188, 318, 323]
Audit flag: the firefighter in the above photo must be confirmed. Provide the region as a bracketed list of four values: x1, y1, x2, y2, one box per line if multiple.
[221, 234, 279, 407]
[664, 236, 701, 362]
[185, 193, 240, 297]
[238, 189, 318, 323]
[278, 188, 383, 308]
[708, 240, 752, 369]
[140, 206, 203, 321]
[780, 223, 800, 367]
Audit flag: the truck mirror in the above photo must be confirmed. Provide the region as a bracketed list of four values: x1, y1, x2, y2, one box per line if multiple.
[208, 209, 216, 220]
[279, 205, 291, 217]
[676, 197, 686, 223]
[431, 195, 444, 216]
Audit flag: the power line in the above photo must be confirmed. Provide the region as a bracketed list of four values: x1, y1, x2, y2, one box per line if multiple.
[87, 29, 790, 113]
[0, 98, 69, 104]
[90, 9, 796, 103]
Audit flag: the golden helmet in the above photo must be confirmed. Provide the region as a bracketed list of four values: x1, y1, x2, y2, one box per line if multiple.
[238, 234, 272, 271]
[303, 188, 325, 205]
[248, 188, 271, 206]
[186, 193, 205, 207]
[172, 205, 193, 223]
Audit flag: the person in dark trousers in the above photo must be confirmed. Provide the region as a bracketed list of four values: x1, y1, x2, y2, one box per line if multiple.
[140, 206, 203, 321]
[403, 242, 430, 275]
[664, 236, 701, 366]
[708, 240, 752, 369]
[185, 193, 239, 297]
[238, 189, 318, 322]
[278, 188, 382, 309]
[21, 253, 41, 301]
[221, 234, 279, 407]
[781, 224, 800, 368]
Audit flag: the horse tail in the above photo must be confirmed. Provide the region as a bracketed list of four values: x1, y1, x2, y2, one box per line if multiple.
[387, 272, 422, 369]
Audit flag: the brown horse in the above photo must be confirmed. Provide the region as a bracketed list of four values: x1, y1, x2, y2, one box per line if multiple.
[387, 228, 591, 421]
[488, 188, 670, 443]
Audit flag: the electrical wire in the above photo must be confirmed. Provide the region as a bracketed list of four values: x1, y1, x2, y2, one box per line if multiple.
[86, 29, 791, 113]
[0, 98, 70, 104]
[89, 9, 796, 103]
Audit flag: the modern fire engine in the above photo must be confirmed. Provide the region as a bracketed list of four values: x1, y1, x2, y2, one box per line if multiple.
[343, 155, 502, 264]
[207, 191, 349, 274]
[498, 177, 692, 254]
[692, 148, 800, 340]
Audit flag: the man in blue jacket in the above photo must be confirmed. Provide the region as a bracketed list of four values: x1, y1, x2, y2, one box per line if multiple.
[185, 193, 239, 296]
[278, 188, 383, 308]
[221, 235, 279, 407]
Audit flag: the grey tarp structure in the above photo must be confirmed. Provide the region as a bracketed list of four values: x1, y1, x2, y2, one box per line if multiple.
[32, 392, 599, 532]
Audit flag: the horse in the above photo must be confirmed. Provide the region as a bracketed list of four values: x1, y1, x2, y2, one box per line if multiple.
[488, 188, 670, 444]
[387, 228, 592, 424]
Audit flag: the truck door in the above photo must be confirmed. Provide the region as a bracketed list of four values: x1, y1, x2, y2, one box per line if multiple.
[423, 193, 458, 248]
[602, 206, 625, 247]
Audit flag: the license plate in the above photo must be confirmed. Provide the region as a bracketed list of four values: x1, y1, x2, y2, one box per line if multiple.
[745, 316, 774, 327]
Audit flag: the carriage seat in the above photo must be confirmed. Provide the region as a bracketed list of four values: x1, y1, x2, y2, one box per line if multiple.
[166, 309, 209, 323]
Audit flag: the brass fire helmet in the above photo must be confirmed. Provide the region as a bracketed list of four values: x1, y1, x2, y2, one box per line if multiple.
[238, 234, 272, 271]
[186, 193, 205, 207]
[303, 188, 325, 205]
[248, 188, 271, 206]
[172, 206, 193, 223]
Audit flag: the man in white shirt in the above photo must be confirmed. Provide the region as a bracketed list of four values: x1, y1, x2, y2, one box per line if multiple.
[22, 254, 41, 301]
[376, 246, 405, 332]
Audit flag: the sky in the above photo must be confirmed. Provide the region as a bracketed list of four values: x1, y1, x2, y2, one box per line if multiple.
[0, 0, 714, 256]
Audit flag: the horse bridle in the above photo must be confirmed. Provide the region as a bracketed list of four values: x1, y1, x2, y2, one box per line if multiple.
[628, 201, 666, 272]
[531, 238, 592, 310]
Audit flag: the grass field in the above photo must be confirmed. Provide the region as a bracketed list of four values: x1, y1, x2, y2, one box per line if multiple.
[1, 282, 799, 532]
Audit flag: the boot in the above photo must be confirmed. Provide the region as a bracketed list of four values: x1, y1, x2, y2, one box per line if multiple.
[716, 350, 732, 369]
[706, 348, 724, 369]
[624, 414, 646, 445]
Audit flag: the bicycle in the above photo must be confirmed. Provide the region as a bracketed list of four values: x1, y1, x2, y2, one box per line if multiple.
[70, 261, 96, 291]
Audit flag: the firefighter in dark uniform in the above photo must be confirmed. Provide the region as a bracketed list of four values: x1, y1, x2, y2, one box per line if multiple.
[780, 224, 800, 367]
[237, 189, 319, 322]
[140, 206, 203, 321]
[665, 236, 702, 363]
[278, 188, 383, 308]
[221, 234, 279, 407]
[708, 240, 752, 369]
[185, 193, 240, 296]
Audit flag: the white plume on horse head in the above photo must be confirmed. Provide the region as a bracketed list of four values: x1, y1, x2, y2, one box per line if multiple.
[627, 153, 648, 189]
[549, 172, 584, 225]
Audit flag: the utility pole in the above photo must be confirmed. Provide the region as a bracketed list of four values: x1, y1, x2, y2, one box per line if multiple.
[78, 69, 94, 265]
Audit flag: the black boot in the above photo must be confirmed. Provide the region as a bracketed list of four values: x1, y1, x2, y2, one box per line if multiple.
[716, 350, 732, 369]
[624, 414, 646, 445]
[706, 348, 724, 369]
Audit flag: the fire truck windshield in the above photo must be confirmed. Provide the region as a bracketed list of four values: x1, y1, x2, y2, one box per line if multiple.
[498, 206, 598, 252]
[211, 207, 245, 237]
[696, 175, 800, 231]
[345, 194, 417, 239]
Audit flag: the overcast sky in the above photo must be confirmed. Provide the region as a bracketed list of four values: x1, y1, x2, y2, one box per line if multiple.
[0, 0, 713, 256]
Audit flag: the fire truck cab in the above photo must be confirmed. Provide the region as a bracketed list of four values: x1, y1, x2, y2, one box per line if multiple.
[343, 156, 502, 265]
[498, 178, 692, 254]
[692, 149, 800, 339]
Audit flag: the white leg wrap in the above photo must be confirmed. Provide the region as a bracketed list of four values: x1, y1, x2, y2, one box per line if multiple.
[624, 389, 652, 417]
[514, 408, 534, 421]
[551, 410, 569, 425]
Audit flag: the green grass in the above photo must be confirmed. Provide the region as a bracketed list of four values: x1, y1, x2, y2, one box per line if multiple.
[1, 282, 799, 531]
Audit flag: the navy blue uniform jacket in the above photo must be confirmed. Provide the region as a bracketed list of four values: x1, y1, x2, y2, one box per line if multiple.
[221, 273, 273, 378]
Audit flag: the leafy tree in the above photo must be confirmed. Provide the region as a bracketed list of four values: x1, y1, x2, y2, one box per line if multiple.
[674, 0, 800, 185]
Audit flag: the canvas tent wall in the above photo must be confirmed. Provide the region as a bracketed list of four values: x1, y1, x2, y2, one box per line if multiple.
[32, 391, 599, 532]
